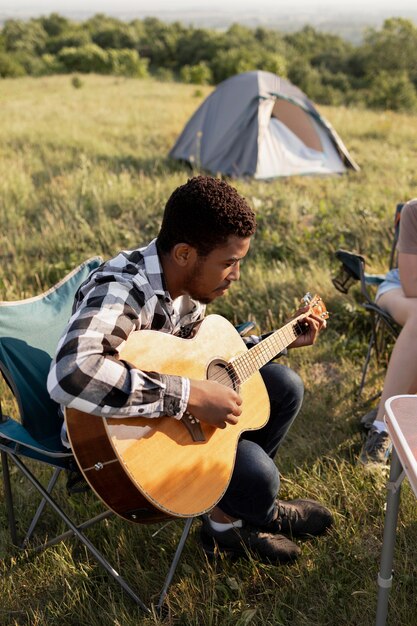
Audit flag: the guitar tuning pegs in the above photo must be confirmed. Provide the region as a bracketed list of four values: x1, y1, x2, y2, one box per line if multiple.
[302, 292, 312, 305]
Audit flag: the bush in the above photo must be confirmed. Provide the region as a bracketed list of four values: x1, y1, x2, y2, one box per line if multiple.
[0, 52, 26, 77]
[154, 67, 174, 82]
[107, 49, 149, 77]
[38, 53, 64, 75]
[366, 70, 417, 111]
[57, 43, 110, 73]
[210, 48, 287, 84]
[180, 61, 212, 85]
[211, 48, 255, 83]
[57, 44, 148, 77]
[261, 52, 287, 78]
[71, 75, 84, 88]
[11, 50, 63, 76]
[45, 30, 92, 55]
[288, 60, 323, 99]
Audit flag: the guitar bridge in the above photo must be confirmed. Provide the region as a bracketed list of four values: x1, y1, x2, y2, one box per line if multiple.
[180, 412, 206, 442]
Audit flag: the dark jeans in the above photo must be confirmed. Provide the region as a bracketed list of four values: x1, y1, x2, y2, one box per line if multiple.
[217, 362, 304, 526]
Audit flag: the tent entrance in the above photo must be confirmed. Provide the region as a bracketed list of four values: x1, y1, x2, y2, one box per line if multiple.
[271, 99, 323, 152]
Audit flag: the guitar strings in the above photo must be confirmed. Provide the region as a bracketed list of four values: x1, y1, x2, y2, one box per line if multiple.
[202, 298, 325, 388]
[207, 320, 303, 388]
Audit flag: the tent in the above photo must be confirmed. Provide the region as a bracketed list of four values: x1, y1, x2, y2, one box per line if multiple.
[169, 70, 359, 179]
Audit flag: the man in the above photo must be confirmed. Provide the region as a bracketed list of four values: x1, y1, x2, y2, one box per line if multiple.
[48, 175, 332, 565]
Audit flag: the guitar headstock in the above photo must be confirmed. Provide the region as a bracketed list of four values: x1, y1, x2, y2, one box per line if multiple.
[302, 293, 329, 320]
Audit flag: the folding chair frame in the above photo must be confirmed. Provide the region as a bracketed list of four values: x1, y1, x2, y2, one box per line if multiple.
[0, 420, 195, 614]
[333, 243, 401, 399]
[0, 256, 195, 614]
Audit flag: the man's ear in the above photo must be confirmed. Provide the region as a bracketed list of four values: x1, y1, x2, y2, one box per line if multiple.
[172, 243, 197, 267]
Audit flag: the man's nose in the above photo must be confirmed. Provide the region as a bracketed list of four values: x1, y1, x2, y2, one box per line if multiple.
[228, 262, 240, 281]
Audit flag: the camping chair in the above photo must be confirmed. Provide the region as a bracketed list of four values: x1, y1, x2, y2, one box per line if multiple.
[332, 203, 403, 399]
[0, 257, 195, 614]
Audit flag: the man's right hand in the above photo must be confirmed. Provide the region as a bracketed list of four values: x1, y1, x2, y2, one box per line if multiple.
[187, 379, 242, 429]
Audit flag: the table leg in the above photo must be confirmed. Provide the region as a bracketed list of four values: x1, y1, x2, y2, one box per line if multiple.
[375, 448, 404, 626]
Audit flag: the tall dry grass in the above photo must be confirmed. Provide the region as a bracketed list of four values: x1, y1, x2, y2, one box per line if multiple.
[0, 75, 416, 625]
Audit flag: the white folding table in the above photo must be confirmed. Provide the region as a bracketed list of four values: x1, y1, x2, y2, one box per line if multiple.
[375, 394, 417, 626]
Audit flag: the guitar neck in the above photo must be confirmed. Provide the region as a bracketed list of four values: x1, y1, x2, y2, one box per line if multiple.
[231, 316, 305, 383]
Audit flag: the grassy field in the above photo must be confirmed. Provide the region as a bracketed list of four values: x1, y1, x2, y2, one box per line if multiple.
[1, 74, 417, 625]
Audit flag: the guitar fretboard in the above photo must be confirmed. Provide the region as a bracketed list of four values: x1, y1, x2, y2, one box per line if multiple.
[231, 318, 304, 383]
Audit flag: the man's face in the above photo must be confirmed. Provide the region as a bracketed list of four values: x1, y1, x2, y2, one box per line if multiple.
[185, 235, 251, 304]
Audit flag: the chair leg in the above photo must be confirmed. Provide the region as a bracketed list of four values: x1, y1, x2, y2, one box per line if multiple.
[1, 450, 18, 545]
[37, 510, 114, 550]
[357, 331, 375, 400]
[156, 516, 194, 611]
[8, 453, 151, 614]
[22, 466, 62, 547]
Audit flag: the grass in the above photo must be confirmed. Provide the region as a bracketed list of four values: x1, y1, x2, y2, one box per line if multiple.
[1, 74, 417, 625]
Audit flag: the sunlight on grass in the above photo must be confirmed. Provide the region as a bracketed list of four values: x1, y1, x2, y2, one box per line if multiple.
[1, 75, 416, 625]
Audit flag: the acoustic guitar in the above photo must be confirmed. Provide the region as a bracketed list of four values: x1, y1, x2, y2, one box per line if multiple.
[65, 293, 328, 522]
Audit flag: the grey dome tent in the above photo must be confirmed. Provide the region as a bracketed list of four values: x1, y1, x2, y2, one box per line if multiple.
[169, 70, 359, 179]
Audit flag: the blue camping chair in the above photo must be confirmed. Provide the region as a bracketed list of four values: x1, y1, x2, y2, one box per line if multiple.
[332, 203, 403, 399]
[0, 257, 194, 613]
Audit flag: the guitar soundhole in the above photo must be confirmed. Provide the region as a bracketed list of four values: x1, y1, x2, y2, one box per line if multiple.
[206, 359, 240, 392]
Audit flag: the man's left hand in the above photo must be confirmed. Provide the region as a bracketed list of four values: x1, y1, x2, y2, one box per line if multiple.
[288, 304, 327, 349]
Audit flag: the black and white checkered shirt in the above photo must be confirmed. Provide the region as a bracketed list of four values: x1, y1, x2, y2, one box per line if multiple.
[47, 239, 205, 423]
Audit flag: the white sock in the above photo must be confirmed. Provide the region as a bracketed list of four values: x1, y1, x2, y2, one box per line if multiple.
[372, 419, 388, 434]
[208, 516, 243, 532]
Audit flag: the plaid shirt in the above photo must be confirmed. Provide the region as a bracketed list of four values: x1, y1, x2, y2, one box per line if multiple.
[47, 239, 205, 422]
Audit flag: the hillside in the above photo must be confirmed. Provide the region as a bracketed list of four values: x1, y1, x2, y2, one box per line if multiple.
[0, 75, 416, 625]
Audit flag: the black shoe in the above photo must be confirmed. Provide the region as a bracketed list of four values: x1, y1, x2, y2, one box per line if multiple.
[360, 407, 378, 430]
[200, 516, 300, 565]
[358, 427, 392, 466]
[263, 499, 333, 537]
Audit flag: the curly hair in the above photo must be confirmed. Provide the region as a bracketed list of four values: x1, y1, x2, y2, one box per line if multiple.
[156, 176, 256, 256]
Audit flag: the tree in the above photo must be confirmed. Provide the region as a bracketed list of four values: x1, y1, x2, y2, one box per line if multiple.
[38, 13, 71, 37]
[175, 27, 220, 70]
[285, 26, 354, 74]
[92, 25, 137, 50]
[366, 70, 417, 111]
[0, 52, 26, 77]
[138, 18, 187, 70]
[2, 19, 47, 55]
[57, 44, 109, 73]
[45, 30, 92, 55]
[180, 61, 212, 85]
[211, 47, 287, 84]
[359, 18, 417, 86]
[107, 49, 149, 77]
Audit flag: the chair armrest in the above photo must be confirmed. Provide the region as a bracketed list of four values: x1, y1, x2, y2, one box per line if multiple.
[235, 321, 256, 337]
[335, 249, 365, 280]
[333, 249, 386, 306]
[363, 273, 386, 285]
[332, 249, 365, 293]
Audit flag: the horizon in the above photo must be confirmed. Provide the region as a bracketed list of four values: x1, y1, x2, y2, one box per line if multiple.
[2, 0, 417, 43]
[2, 0, 417, 18]
[2, 0, 417, 9]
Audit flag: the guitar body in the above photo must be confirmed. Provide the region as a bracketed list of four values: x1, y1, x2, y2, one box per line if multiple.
[65, 314, 270, 520]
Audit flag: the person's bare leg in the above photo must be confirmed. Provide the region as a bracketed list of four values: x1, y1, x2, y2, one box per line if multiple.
[375, 289, 417, 422]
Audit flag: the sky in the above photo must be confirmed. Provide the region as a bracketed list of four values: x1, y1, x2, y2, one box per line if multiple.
[2, 0, 417, 13]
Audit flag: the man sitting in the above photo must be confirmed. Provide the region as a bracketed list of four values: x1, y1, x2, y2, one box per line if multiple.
[48, 175, 332, 564]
